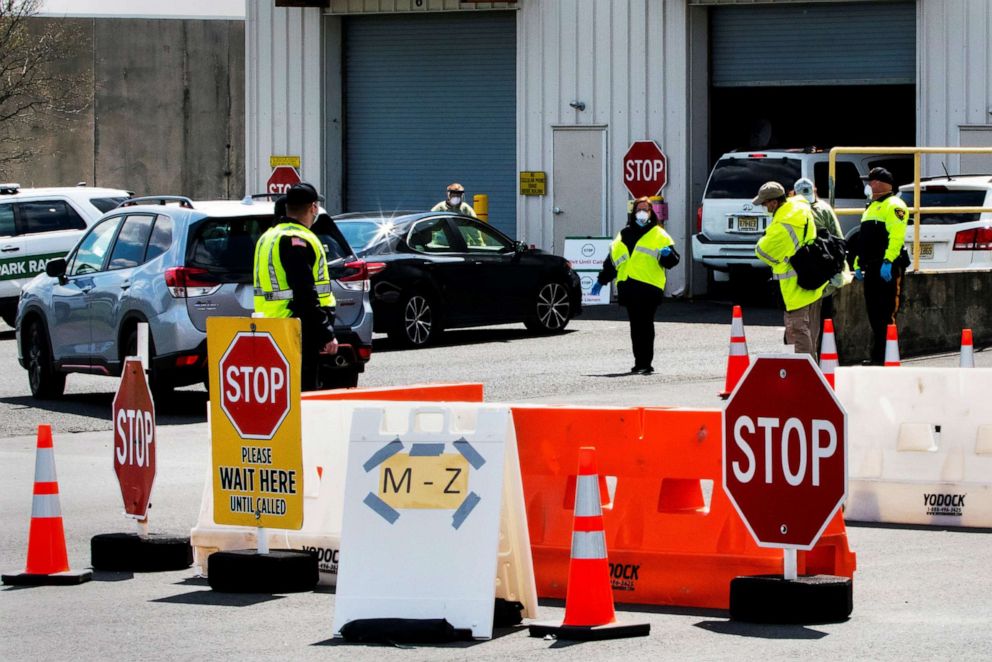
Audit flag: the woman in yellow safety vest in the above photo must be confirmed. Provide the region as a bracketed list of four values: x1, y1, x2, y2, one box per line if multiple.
[592, 196, 679, 375]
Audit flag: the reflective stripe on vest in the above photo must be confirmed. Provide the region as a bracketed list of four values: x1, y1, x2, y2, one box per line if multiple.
[610, 226, 671, 291]
[253, 222, 335, 317]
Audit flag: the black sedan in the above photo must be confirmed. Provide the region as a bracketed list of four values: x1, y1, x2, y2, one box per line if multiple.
[335, 211, 582, 347]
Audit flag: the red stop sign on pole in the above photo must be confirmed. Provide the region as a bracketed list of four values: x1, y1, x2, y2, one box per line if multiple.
[113, 358, 156, 519]
[623, 140, 668, 199]
[267, 165, 301, 195]
[722, 355, 847, 550]
[219, 332, 291, 440]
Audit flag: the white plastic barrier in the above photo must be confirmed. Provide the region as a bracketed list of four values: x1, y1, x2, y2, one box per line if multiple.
[836, 366, 992, 527]
[191, 399, 355, 582]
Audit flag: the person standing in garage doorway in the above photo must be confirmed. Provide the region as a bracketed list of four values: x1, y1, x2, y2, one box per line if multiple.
[852, 167, 910, 365]
[432, 182, 478, 218]
[254, 182, 338, 390]
[591, 196, 680, 375]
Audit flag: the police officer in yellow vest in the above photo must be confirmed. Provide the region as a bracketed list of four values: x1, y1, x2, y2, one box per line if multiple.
[254, 182, 337, 391]
[853, 166, 910, 365]
[592, 196, 679, 375]
[753, 181, 825, 357]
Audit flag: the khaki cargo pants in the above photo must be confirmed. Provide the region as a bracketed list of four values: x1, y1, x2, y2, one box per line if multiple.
[784, 299, 822, 358]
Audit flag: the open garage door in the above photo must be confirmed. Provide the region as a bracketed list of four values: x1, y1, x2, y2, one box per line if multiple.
[706, 1, 916, 161]
[343, 12, 517, 238]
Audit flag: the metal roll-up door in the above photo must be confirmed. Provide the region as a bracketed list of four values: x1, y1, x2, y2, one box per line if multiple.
[711, 2, 915, 87]
[344, 12, 517, 237]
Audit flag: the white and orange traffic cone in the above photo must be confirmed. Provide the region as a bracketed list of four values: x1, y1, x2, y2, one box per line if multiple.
[820, 319, 839, 388]
[2, 425, 92, 586]
[961, 329, 975, 368]
[529, 447, 649, 641]
[720, 306, 750, 399]
[884, 324, 901, 367]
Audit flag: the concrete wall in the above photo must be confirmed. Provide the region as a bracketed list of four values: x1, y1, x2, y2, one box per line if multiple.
[3, 18, 244, 200]
[834, 270, 992, 364]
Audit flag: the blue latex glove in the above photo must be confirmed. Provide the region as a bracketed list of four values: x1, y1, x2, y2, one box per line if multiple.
[590, 282, 603, 296]
[880, 261, 893, 282]
[854, 268, 863, 281]
[660, 246, 672, 257]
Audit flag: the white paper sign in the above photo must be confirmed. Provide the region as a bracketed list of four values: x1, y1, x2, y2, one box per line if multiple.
[563, 237, 612, 271]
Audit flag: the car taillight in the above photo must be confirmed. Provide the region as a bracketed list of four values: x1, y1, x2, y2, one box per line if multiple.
[164, 267, 220, 298]
[357, 346, 372, 361]
[748, 153, 767, 158]
[954, 227, 992, 250]
[696, 206, 703, 234]
[336, 260, 385, 292]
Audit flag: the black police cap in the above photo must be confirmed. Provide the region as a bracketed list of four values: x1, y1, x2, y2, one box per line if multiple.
[284, 182, 324, 206]
[863, 167, 895, 185]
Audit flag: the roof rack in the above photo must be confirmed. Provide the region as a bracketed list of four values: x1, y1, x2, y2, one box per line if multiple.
[117, 196, 195, 209]
[0, 183, 21, 195]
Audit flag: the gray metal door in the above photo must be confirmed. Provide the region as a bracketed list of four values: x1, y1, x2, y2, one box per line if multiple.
[553, 128, 606, 254]
[710, 2, 915, 87]
[343, 12, 517, 237]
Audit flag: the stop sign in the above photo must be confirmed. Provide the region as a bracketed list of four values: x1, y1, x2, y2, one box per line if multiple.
[267, 165, 301, 195]
[219, 332, 291, 440]
[623, 140, 668, 199]
[113, 358, 156, 518]
[723, 355, 847, 550]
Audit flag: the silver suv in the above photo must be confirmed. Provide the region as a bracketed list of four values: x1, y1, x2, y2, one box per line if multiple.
[16, 196, 374, 399]
[691, 149, 911, 280]
[0, 183, 131, 327]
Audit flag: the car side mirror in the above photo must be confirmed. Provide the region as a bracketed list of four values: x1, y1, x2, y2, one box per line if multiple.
[45, 258, 67, 280]
[514, 241, 528, 254]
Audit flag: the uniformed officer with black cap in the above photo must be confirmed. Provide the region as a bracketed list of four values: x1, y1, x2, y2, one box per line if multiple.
[853, 167, 910, 365]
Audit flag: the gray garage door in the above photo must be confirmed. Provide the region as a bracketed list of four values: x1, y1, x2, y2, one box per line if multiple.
[344, 12, 517, 237]
[710, 1, 915, 87]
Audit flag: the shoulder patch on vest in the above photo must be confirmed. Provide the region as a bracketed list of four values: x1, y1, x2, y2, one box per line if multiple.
[291, 237, 307, 247]
[895, 208, 906, 220]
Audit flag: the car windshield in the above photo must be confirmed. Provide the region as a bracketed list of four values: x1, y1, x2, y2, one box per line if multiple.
[337, 219, 399, 253]
[898, 189, 988, 224]
[705, 157, 802, 199]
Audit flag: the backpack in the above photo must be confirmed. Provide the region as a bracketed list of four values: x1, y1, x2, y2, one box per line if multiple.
[789, 219, 848, 291]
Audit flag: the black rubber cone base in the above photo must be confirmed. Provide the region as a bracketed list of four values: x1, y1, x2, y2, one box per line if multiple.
[529, 619, 650, 641]
[91, 533, 193, 572]
[730, 574, 853, 624]
[208, 549, 318, 594]
[2, 569, 92, 586]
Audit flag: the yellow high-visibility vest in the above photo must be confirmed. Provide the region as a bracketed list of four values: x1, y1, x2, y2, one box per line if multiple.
[610, 225, 675, 291]
[253, 222, 334, 318]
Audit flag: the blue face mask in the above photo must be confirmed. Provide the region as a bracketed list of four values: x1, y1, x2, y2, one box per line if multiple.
[635, 211, 651, 227]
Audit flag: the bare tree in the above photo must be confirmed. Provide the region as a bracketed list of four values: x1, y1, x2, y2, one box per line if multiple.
[0, 0, 89, 172]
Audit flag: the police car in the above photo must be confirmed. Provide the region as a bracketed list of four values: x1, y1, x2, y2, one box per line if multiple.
[0, 183, 131, 327]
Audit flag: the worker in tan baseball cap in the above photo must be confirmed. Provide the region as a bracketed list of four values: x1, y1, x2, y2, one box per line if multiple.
[431, 182, 478, 219]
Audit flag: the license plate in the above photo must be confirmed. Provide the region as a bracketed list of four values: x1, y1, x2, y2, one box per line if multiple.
[919, 242, 934, 260]
[734, 216, 761, 232]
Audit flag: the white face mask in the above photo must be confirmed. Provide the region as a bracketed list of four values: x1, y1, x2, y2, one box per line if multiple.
[449, 196, 462, 207]
[635, 210, 651, 226]
[864, 184, 873, 198]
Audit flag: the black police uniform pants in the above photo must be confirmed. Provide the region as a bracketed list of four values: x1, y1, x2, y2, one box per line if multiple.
[863, 267, 902, 364]
[625, 300, 659, 370]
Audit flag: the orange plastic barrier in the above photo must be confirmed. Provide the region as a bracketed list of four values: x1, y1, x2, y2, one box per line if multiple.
[513, 405, 857, 610]
[302, 383, 483, 402]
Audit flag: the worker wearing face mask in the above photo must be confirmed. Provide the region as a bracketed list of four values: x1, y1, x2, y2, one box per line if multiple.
[431, 182, 478, 218]
[592, 196, 679, 375]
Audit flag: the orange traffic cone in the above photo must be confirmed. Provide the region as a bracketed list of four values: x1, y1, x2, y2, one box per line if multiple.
[961, 329, 975, 368]
[529, 447, 649, 641]
[820, 319, 839, 388]
[720, 306, 750, 399]
[2, 425, 92, 586]
[884, 324, 901, 367]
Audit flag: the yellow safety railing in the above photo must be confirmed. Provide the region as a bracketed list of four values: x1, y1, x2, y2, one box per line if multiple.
[828, 146, 992, 272]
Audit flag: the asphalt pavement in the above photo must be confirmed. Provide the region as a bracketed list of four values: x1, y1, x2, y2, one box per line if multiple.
[2, 302, 992, 660]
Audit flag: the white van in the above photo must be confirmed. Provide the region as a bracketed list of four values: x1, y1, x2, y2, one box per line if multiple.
[691, 149, 910, 279]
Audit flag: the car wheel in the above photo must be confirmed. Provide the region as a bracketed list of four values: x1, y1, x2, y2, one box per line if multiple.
[125, 328, 175, 401]
[525, 281, 571, 334]
[26, 320, 66, 399]
[389, 291, 440, 348]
